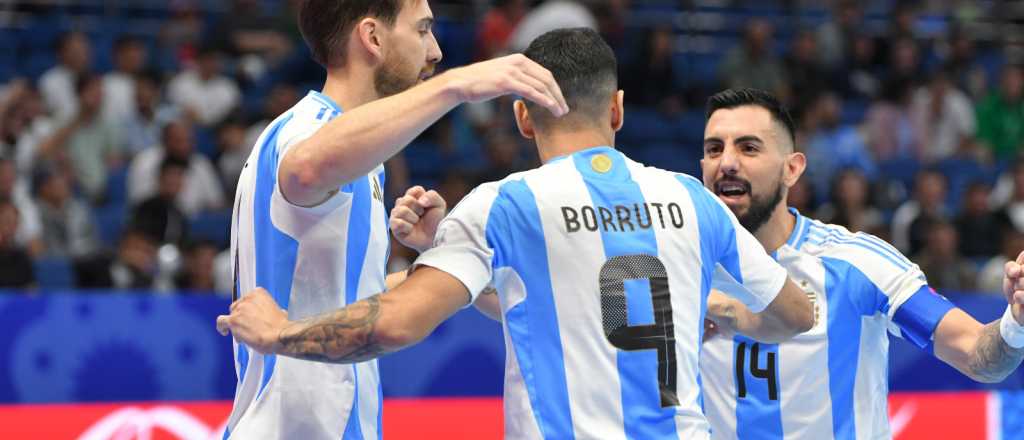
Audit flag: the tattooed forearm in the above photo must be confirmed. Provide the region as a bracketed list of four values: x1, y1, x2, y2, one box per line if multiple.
[277, 295, 389, 364]
[967, 320, 1024, 382]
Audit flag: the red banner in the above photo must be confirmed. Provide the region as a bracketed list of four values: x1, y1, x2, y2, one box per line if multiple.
[0, 393, 996, 439]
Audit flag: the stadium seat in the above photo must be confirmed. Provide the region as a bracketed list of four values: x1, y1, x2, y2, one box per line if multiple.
[188, 211, 232, 247]
[95, 205, 127, 246]
[34, 257, 75, 290]
[619, 108, 676, 144]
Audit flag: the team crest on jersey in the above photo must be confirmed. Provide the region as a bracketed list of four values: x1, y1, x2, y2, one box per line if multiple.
[591, 154, 612, 173]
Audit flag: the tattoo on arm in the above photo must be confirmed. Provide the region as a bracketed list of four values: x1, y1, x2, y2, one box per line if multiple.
[278, 295, 387, 364]
[967, 320, 1024, 382]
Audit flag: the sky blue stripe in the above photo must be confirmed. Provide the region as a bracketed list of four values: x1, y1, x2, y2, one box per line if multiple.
[677, 176, 731, 431]
[787, 208, 812, 250]
[805, 225, 912, 270]
[310, 90, 342, 112]
[252, 115, 299, 399]
[822, 257, 864, 440]
[731, 336, 783, 440]
[316, 107, 327, 121]
[376, 378, 383, 440]
[486, 178, 574, 439]
[573, 148, 678, 440]
[342, 176, 373, 440]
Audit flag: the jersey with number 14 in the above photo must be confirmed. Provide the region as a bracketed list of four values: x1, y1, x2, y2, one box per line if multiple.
[415, 146, 789, 439]
[700, 209, 956, 440]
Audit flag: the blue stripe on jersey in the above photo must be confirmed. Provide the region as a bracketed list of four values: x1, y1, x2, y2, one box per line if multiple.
[376, 379, 384, 439]
[677, 175, 738, 427]
[342, 175, 373, 440]
[485, 178, 575, 439]
[892, 286, 955, 350]
[572, 148, 678, 440]
[316, 107, 327, 120]
[252, 115, 299, 399]
[805, 226, 912, 271]
[310, 90, 342, 112]
[731, 336, 783, 440]
[787, 208, 812, 249]
[822, 257, 866, 440]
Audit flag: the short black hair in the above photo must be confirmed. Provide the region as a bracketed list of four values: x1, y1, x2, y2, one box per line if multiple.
[114, 35, 143, 52]
[706, 88, 796, 148]
[159, 156, 189, 176]
[522, 27, 617, 129]
[75, 73, 100, 95]
[298, 0, 405, 68]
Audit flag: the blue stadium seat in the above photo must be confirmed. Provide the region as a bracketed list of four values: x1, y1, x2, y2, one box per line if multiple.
[106, 167, 129, 207]
[877, 156, 921, 193]
[95, 205, 126, 246]
[34, 257, 74, 289]
[637, 142, 701, 178]
[188, 211, 232, 247]
[619, 108, 676, 144]
[936, 158, 990, 209]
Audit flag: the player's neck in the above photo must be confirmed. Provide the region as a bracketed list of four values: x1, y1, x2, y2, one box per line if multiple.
[536, 130, 615, 163]
[754, 204, 797, 253]
[321, 68, 379, 111]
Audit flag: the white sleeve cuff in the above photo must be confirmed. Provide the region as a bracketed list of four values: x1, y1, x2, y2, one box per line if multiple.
[413, 244, 493, 306]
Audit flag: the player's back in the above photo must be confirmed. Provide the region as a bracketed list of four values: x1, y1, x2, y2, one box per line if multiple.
[467, 146, 785, 439]
[225, 91, 389, 439]
[700, 212, 949, 440]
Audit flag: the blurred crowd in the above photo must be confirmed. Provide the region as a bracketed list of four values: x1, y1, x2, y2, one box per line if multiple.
[0, 0, 1022, 295]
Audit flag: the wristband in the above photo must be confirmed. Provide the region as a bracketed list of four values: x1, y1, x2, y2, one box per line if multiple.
[999, 305, 1024, 349]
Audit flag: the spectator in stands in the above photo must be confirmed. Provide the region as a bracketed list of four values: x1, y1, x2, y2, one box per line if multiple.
[910, 69, 976, 163]
[159, 1, 204, 66]
[75, 228, 157, 289]
[437, 170, 472, 208]
[817, 0, 863, 70]
[476, 131, 528, 185]
[864, 79, 919, 162]
[884, 37, 925, 93]
[34, 74, 122, 202]
[0, 158, 41, 256]
[816, 169, 883, 234]
[783, 29, 827, 118]
[34, 165, 101, 260]
[168, 45, 240, 127]
[719, 19, 787, 100]
[956, 182, 1003, 258]
[892, 169, 949, 255]
[221, 0, 294, 77]
[174, 240, 219, 292]
[994, 161, 1024, 233]
[621, 26, 681, 114]
[243, 84, 298, 149]
[976, 64, 1024, 161]
[102, 36, 148, 123]
[913, 221, 977, 291]
[127, 120, 225, 217]
[476, 0, 527, 60]
[786, 177, 815, 214]
[837, 33, 882, 101]
[875, 3, 921, 66]
[979, 228, 1024, 294]
[121, 72, 179, 156]
[130, 157, 189, 245]
[943, 27, 988, 99]
[39, 31, 91, 123]
[0, 200, 35, 288]
[802, 91, 877, 202]
[216, 117, 248, 197]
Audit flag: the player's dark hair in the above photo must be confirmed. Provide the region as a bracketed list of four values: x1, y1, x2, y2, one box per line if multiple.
[298, 0, 405, 68]
[522, 27, 618, 129]
[706, 88, 797, 147]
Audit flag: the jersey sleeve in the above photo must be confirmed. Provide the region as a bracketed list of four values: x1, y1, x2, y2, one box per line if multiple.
[270, 115, 352, 215]
[826, 233, 955, 350]
[681, 176, 788, 312]
[413, 185, 501, 304]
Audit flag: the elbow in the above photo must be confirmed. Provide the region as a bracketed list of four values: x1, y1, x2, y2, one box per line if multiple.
[795, 306, 815, 334]
[280, 149, 325, 194]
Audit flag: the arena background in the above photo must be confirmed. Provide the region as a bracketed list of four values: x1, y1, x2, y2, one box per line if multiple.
[0, 0, 1023, 438]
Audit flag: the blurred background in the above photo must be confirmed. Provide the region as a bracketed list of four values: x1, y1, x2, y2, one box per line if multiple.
[0, 0, 1023, 438]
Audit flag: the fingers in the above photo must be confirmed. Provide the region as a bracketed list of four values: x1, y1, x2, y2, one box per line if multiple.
[394, 194, 426, 217]
[518, 58, 568, 116]
[404, 185, 426, 200]
[217, 315, 231, 336]
[1006, 260, 1023, 281]
[417, 189, 446, 211]
[390, 217, 414, 236]
[392, 205, 421, 226]
[1014, 290, 1024, 305]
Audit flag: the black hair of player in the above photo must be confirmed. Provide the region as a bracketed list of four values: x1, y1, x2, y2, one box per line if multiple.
[522, 27, 617, 129]
[298, 0, 405, 68]
[706, 88, 796, 148]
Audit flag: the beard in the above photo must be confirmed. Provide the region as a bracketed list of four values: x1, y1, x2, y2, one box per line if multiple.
[373, 52, 422, 98]
[716, 172, 785, 233]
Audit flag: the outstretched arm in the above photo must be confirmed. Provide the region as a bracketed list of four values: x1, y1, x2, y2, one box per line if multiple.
[279, 54, 568, 207]
[707, 278, 814, 344]
[933, 255, 1024, 382]
[217, 266, 472, 364]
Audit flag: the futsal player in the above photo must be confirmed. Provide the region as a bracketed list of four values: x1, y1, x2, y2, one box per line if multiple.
[696, 88, 1024, 439]
[218, 28, 815, 439]
[224, 0, 568, 437]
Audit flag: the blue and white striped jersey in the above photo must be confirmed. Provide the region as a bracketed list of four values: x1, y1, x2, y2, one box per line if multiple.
[225, 91, 388, 439]
[415, 146, 789, 439]
[700, 209, 956, 440]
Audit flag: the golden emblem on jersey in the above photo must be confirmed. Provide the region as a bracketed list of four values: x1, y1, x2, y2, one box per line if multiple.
[591, 154, 612, 173]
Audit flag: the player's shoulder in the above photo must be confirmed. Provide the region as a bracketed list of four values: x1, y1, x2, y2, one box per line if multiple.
[799, 217, 915, 273]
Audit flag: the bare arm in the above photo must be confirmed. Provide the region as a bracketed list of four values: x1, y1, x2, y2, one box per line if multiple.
[473, 287, 502, 322]
[279, 54, 567, 207]
[933, 309, 1024, 383]
[217, 266, 472, 364]
[707, 279, 814, 343]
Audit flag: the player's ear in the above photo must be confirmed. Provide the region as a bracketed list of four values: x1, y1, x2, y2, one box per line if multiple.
[784, 151, 807, 187]
[355, 18, 385, 63]
[611, 90, 625, 132]
[514, 100, 535, 140]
